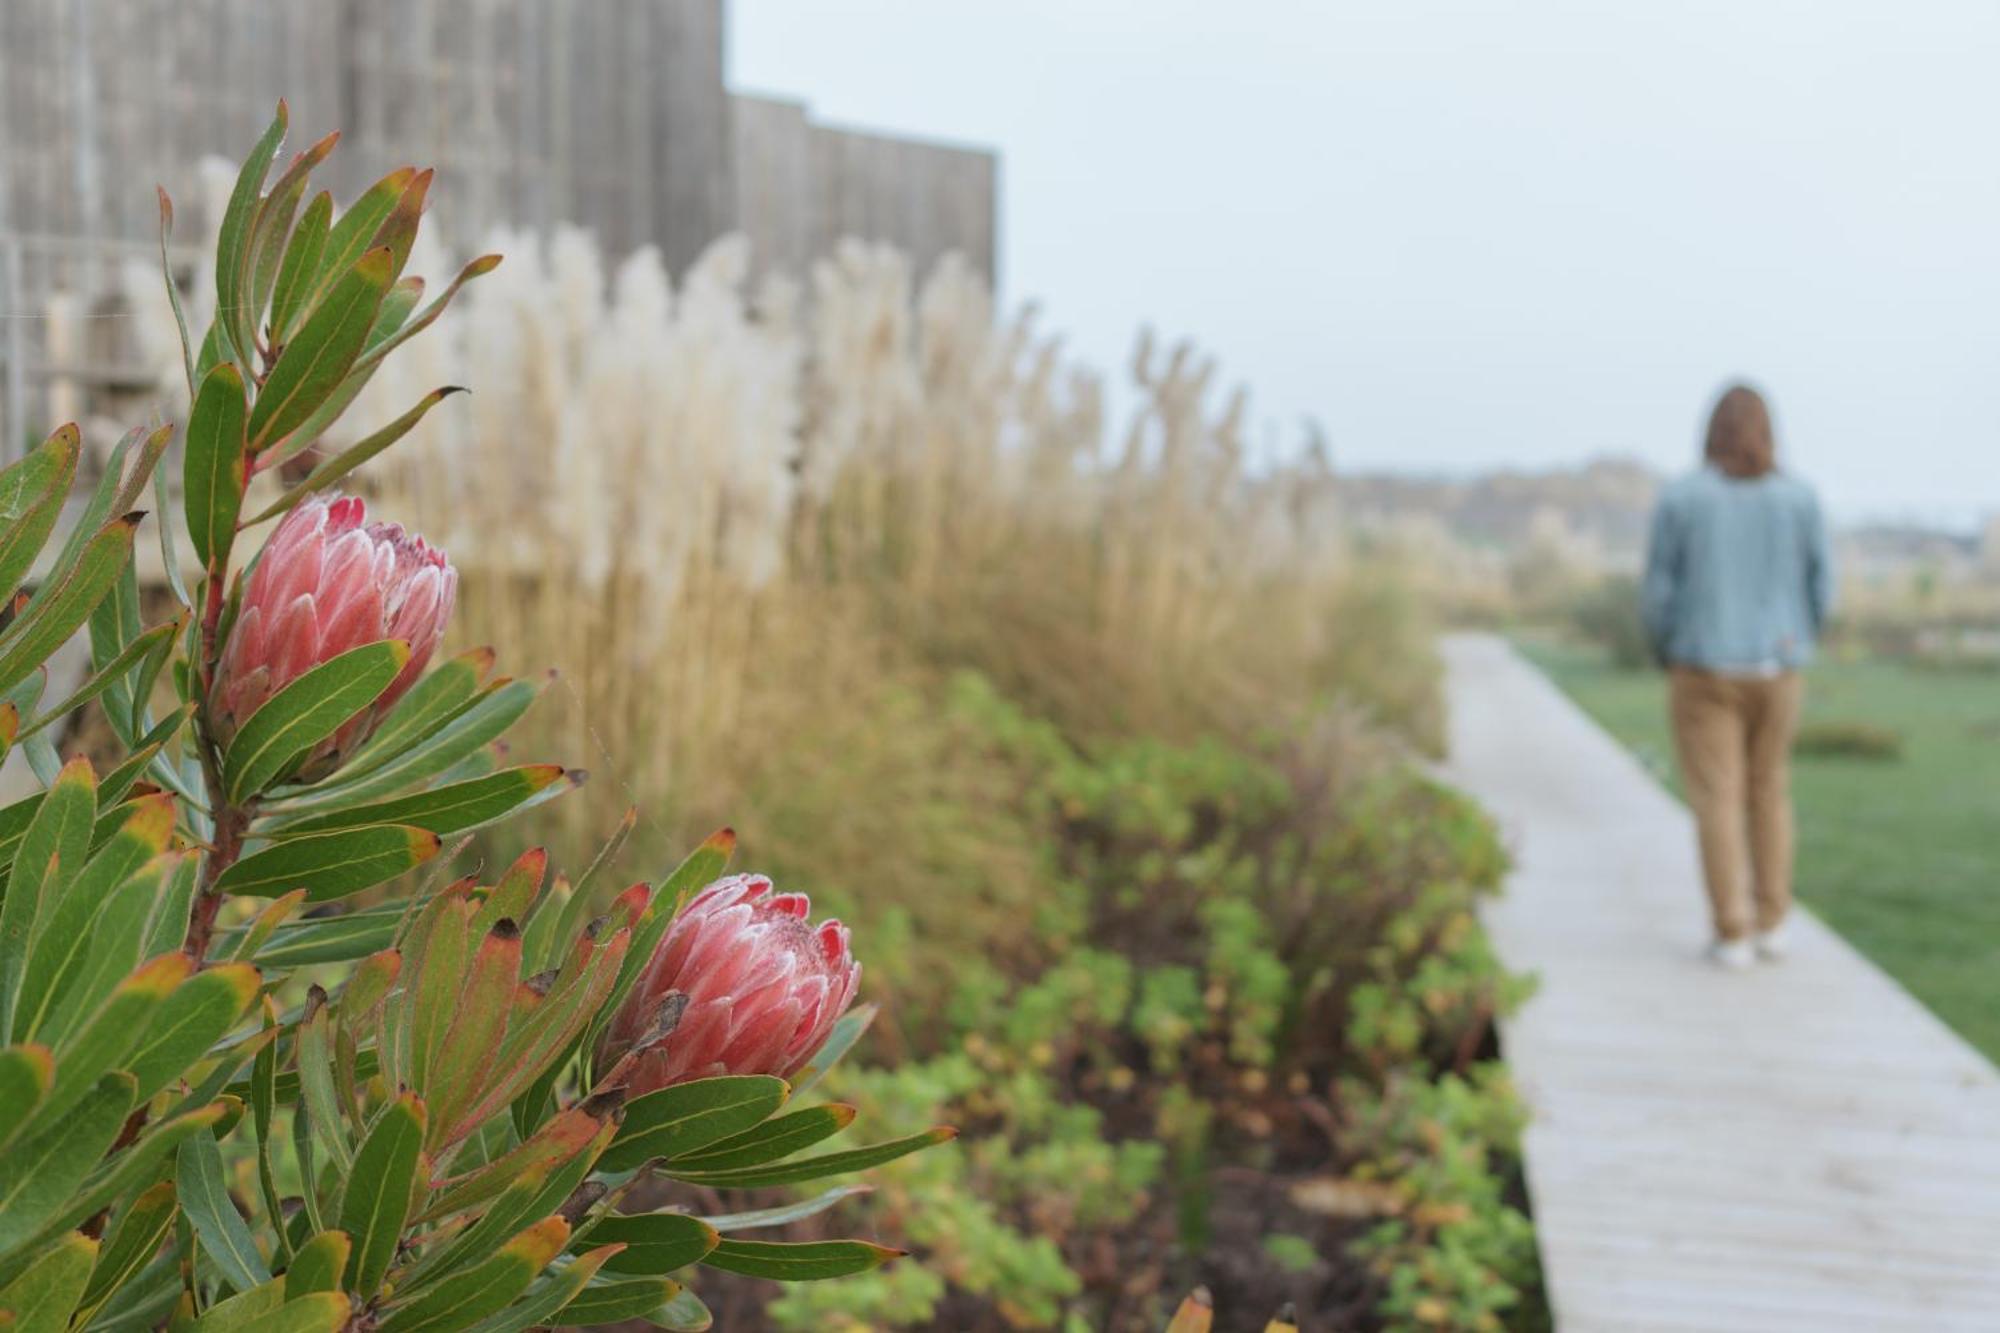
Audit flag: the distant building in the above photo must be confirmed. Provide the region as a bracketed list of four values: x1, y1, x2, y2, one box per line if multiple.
[0, 0, 998, 454]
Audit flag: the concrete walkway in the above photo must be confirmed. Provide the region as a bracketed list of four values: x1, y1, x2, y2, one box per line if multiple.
[1440, 634, 2000, 1332]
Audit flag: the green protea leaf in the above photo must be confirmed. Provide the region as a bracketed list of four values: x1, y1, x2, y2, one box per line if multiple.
[0, 1044, 52, 1141]
[321, 646, 494, 783]
[0, 1229, 97, 1333]
[375, 1216, 567, 1333]
[72, 1180, 176, 1327]
[283, 1230, 350, 1298]
[420, 1104, 604, 1226]
[214, 823, 441, 903]
[0, 1071, 134, 1254]
[11, 954, 185, 1148]
[649, 1288, 715, 1331]
[215, 101, 288, 366]
[309, 168, 416, 312]
[545, 1276, 682, 1326]
[176, 1127, 271, 1293]
[0, 756, 96, 1040]
[234, 904, 404, 967]
[0, 513, 143, 704]
[454, 1241, 624, 1333]
[222, 639, 409, 801]
[11, 794, 174, 1045]
[269, 190, 333, 346]
[597, 1077, 790, 1175]
[0, 1099, 225, 1290]
[16, 617, 181, 744]
[248, 246, 394, 454]
[665, 1103, 857, 1173]
[574, 1213, 718, 1277]
[182, 362, 250, 568]
[0, 425, 82, 600]
[339, 1092, 427, 1298]
[698, 1237, 904, 1282]
[126, 962, 261, 1104]
[698, 1184, 874, 1233]
[268, 763, 578, 839]
[662, 1126, 958, 1190]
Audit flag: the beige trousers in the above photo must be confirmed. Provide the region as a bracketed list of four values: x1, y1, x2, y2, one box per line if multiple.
[1667, 667, 1804, 941]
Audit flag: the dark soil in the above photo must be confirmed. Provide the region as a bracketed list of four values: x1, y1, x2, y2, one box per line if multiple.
[608, 1072, 1482, 1332]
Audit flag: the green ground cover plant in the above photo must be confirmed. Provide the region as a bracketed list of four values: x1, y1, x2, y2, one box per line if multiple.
[672, 671, 1544, 1332]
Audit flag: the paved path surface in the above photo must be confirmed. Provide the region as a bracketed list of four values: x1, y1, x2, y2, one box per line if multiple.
[1440, 634, 2000, 1332]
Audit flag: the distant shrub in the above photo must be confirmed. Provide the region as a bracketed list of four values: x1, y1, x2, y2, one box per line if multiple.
[1906, 646, 2000, 675]
[1311, 570, 1449, 755]
[1827, 614, 2000, 673]
[1568, 574, 1652, 670]
[1794, 720, 1904, 761]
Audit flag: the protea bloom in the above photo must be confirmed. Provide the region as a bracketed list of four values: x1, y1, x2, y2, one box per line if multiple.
[211, 493, 456, 779]
[601, 875, 861, 1096]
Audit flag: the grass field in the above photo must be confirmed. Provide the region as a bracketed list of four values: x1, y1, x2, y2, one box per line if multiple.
[1520, 637, 2000, 1061]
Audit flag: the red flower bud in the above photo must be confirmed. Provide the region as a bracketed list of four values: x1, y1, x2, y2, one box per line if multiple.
[212, 493, 456, 779]
[602, 875, 860, 1095]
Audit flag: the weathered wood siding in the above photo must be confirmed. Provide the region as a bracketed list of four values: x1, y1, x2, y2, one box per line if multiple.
[0, 0, 735, 263]
[0, 1, 995, 274]
[0, 1, 1000, 455]
[813, 122, 999, 283]
[730, 94, 817, 281]
[733, 92, 999, 283]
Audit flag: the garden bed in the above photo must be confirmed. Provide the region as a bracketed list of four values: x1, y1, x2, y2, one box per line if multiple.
[604, 671, 1546, 1331]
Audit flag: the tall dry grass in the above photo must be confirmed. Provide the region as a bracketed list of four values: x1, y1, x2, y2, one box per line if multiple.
[363, 227, 1429, 837]
[131, 216, 1433, 864]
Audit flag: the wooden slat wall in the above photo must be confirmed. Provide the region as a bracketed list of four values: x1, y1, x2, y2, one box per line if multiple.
[730, 93, 817, 280]
[734, 92, 999, 284]
[1, 0, 993, 270]
[0, 0, 1001, 454]
[0, 0, 347, 240]
[0, 0, 738, 258]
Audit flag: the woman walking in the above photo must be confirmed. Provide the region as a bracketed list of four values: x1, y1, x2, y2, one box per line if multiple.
[1640, 384, 1834, 968]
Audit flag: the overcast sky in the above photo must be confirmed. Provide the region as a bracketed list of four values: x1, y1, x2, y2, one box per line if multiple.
[731, 1, 2000, 526]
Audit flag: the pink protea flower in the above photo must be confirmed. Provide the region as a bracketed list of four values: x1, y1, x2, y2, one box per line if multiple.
[211, 493, 456, 780]
[601, 874, 861, 1096]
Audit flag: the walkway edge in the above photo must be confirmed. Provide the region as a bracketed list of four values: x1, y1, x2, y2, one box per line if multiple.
[1440, 633, 2000, 1333]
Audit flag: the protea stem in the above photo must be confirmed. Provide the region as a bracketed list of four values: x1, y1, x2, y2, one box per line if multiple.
[185, 554, 244, 963]
[182, 798, 250, 962]
[196, 550, 231, 696]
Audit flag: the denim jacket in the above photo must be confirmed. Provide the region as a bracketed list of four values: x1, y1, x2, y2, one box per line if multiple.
[1640, 465, 1834, 672]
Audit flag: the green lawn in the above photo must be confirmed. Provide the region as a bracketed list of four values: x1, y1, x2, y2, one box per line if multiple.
[1520, 636, 2000, 1061]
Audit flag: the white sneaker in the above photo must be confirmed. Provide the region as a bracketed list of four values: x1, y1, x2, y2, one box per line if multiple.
[1708, 939, 1755, 970]
[1754, 924, 1790, 962]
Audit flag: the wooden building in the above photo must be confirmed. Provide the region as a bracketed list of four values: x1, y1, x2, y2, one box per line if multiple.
[0, 0, 1000, 455]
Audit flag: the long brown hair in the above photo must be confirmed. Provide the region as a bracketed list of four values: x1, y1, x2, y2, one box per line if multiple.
[1704, 383, 1776, 479]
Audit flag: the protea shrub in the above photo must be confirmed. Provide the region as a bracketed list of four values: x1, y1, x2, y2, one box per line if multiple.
[210, 492, 455, 778]
[599, 874, 862, 1095]
[0, 104, 948, 1333]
